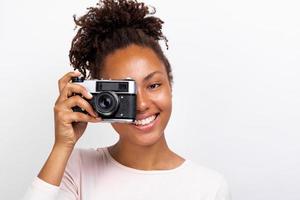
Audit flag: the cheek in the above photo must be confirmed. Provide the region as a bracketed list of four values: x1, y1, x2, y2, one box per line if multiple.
[152, 89, 172, 112]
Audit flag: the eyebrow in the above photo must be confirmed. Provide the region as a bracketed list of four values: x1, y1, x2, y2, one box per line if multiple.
[143, 71, 163, 82]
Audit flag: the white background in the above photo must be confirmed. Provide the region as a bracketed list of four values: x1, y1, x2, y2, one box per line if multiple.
[1, 0, 300, 199]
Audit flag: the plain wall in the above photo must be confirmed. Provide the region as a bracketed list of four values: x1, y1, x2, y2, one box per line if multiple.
[0, 0, 299, 199]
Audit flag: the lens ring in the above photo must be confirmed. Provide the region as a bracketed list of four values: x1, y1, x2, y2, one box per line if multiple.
[94, 92, 119, 116]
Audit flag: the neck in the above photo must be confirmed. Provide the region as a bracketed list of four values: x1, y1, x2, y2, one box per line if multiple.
[108, 134, 184, 170]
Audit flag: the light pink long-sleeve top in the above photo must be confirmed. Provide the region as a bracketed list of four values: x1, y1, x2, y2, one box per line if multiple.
[23, 147, 231, 200]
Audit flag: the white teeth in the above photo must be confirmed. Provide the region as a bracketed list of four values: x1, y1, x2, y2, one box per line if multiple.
[134, 115, 156, 126]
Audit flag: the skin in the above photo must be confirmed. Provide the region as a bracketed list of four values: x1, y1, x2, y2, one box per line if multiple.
[101, 44, 184, 170]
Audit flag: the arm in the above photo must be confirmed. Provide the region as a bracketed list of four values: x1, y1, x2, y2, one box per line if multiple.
[23, 147, 81, 200]
[38, 144, 74, 186]
[23, 71, 101, 200]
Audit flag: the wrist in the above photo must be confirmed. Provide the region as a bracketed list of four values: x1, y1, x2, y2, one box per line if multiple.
[53, 142, 75, 152]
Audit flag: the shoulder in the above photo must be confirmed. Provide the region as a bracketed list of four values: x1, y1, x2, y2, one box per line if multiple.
[183, 160, 225, 183]
[65, 146, 109, 172]
[180, 160, 231, 198]
[69, 147, 104, 160]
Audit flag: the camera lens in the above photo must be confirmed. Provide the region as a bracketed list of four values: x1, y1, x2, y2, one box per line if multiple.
[100, 96, 112, 109]
[94, 92, 119, 116]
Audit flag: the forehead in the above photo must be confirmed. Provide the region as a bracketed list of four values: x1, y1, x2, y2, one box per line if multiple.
[100, 45, 166, 80]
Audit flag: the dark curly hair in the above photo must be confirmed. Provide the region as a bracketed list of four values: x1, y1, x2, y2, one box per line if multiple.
[69, 0, 173, 84]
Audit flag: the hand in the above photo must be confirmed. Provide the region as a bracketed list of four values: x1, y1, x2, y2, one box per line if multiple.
[53, 71, 102, 148]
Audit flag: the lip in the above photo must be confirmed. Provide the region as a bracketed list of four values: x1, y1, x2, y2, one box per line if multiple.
[135, 113, 159, 121]
[131, 113, 159, 133]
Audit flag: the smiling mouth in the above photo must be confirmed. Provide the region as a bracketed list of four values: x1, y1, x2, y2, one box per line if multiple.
[133, 113, 159, 126]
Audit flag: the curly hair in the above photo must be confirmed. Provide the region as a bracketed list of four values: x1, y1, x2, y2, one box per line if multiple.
[69, 0, 173, 83]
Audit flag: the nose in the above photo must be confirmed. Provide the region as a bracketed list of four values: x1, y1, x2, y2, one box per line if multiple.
[136, 88, 150, 113]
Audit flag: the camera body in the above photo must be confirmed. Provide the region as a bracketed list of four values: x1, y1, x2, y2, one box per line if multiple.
[72, 77, 136, 123]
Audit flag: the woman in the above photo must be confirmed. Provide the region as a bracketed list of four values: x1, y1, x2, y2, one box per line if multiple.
[24, 0, 231, 199]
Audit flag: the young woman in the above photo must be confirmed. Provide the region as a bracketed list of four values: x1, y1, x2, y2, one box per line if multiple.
[24, 0, 231, 199]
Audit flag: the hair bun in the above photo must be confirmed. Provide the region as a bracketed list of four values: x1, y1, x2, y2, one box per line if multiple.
[73, 0, 166, 42]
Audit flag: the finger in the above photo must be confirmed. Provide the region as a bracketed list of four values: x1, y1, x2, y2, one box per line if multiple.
[58, 71, 81, 93]
[63, 111, 102, 123]
[56, 82, 93, 104]
[63, 95, 98, 118]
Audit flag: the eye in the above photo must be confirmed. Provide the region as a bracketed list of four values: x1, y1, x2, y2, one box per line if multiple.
[148, 83, 161, 90]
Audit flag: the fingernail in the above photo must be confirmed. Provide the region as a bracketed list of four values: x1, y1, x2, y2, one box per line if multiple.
[74, 70, 81, 75]
[87, 92, 93, 98]
[93, 111, 98, 117]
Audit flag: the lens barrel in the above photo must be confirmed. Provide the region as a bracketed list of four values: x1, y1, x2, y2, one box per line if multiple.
[93, 92, 119, 116]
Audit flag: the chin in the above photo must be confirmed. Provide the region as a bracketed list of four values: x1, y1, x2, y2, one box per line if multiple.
[130, 131, 165, 147]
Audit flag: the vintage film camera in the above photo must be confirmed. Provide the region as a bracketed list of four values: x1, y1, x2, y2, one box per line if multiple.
[72, 77, 136, 123]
